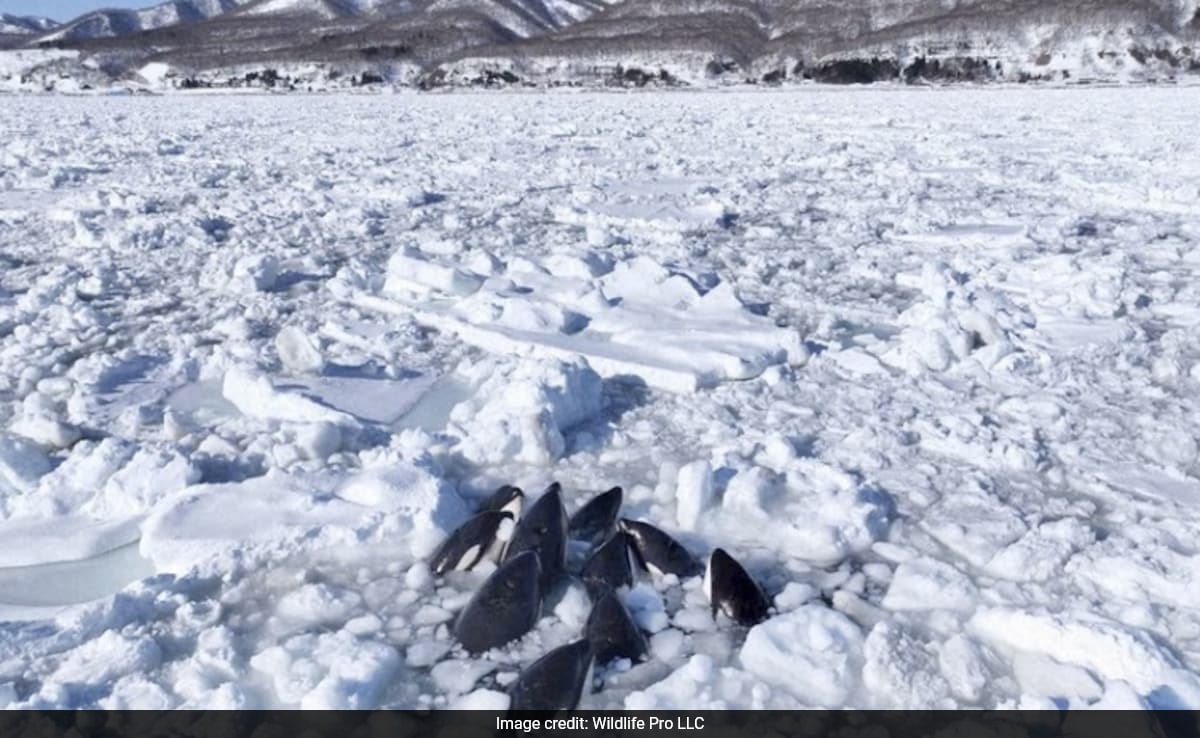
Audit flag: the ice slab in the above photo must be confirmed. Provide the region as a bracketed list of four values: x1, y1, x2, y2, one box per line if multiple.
[0, 541, 153, 609]
[140, 472, 370, 573]
[168, 371, 436, 428]
[358, 252, 804, 393]
[0, 515, 143, 568]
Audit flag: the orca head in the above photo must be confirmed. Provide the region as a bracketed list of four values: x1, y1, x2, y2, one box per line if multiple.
[430, 510, 513, 576]
[508, 639, 595, 712]
[454, 550, 542, 655]
[705, 547, 771, 627]
[585, 587, 649, 666]
[505, 483, 568, 588]
[619, 518, 703, 579]
[581, 531, 638, 597]
[568, 485, 623, 546]
[483, 484, 525, 518]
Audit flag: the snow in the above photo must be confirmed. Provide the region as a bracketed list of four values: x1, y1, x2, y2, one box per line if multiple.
[739, 605, 864, 707]
[275, 326, 325, 375]
[430, 658, 496, 694]
[139, 472, 367, 573]
[242, 0, 344, 19]
[360, 245, 804, 394]
[0, 516, 143, 568]
[249, 630, 400, 709]
[0, 86, 1199, 709]
[221, 367, 359, 427]
[0, 433, 51, 497]
[450, 687, 510, 710]
[674, 460, 713, 530]
[141, 460, 464, 574]
[969, 609, 1200, 708]
[881, 558, 978, 613]
[446, 357, 605, 466]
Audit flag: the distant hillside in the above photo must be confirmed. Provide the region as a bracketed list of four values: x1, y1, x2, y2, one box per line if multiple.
[6, 0, 1198, 88]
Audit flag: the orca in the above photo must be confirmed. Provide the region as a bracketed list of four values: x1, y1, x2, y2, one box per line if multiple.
[482, 484, 524, 518]
[705, 548, 771, 626]
[508, 639, 594, 712]
[504, 483, 568, 589]
[585, 588, 649, 666]
[580, 531, 637, 596]
[568, 486, 623, 546]
[429, 510, 513, 576]
[454, 550, 542, 654]
[619, 518, 703, 578]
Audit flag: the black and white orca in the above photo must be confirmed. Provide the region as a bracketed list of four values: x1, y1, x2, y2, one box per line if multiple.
[585, 588, 649, 666]
[568, 486, 623, 546]
[580, 531, 638, 596]
[705, 547, 771, 626]
[482, 484, 525, 518]
[454, 550, 542, 654]
[504, 483, 568, 589]
[619, 518, 703, 578]
[429, 510, 513, 576]
[508, 639, 594, 712]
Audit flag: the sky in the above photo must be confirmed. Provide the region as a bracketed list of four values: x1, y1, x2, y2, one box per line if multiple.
[0, 0, 144, 21]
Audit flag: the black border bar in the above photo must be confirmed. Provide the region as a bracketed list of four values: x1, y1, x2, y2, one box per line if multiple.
[0, 711, 1195, 738]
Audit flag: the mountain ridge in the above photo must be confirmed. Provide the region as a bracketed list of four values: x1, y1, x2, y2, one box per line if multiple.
[5, 0, 1199, 88]
[0, 12, 58, 35]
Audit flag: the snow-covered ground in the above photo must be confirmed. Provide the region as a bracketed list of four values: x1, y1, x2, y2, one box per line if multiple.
[0, 87, 1198, 709]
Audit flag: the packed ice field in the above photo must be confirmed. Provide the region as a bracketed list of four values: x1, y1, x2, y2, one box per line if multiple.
[0, 86, 1198, 709]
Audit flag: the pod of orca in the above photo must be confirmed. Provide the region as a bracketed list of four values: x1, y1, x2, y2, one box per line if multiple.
[432, 482, 773, 711]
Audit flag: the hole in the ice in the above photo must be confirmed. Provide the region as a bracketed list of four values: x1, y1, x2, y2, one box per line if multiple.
[267, 271, 326, 292]
[831, 320, 899, 343]
[804, 340, 828, 356]
[694, 271, 721, 290]
[1134, 294, 1152, 309]
[193, 454, 268, 485]
[562, 312, 590, 335]
[1142, 321, 1169, 341]
[413, 192, 446, 207]
[198, 215, 234, 242]
[745, 302, 770, 316]
[711, 466, 738, 494]
[788, 434, 818, 458]
[969, 331, 987, 351]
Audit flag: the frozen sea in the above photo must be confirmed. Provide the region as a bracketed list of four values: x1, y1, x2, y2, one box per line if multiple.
[0, 87, 1199, 709]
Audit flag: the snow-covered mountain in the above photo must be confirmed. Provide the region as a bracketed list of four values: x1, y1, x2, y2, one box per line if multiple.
[0, 12, 57, 35]
[13, 0, 1200, 86]
[38, 0, 254, 43]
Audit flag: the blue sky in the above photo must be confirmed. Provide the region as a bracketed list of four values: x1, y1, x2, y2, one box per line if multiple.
[1, 1, 145, 21]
